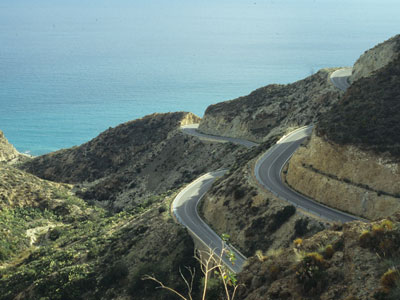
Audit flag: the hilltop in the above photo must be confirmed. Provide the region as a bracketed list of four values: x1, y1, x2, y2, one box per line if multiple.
[0, 130, 25, 164]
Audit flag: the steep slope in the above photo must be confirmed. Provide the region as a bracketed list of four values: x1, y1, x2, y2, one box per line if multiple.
[195, 34, 400, 300]
[21, 112, 200, 183]
[198, 68, 342, 143]
[20, 112, 245, 211]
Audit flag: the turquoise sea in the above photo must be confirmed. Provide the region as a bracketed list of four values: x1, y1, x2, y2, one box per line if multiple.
[1, 0, 400, 155]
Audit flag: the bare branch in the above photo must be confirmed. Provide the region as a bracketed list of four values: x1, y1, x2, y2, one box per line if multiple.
[142, 275, 188, 300]
[179, 267, 194, 300]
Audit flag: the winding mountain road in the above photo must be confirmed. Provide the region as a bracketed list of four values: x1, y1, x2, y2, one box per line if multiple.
[172, 68, 360, 273]
[254, 126, 361, 222]
[172, 170, 246, 273]
[181, 124, 257, 148]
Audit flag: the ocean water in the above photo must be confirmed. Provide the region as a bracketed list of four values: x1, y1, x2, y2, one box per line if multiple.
[1, 0, 399, 155]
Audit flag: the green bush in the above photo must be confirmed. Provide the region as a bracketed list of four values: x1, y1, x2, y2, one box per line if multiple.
[49, 227, 63, 241]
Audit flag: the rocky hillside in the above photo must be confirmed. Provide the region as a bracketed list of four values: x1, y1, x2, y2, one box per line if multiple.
[20, 112, 246, 211]
[350, 34, 400, 83]
[198, 68, 342, 143]
[0, 130, 23, 163]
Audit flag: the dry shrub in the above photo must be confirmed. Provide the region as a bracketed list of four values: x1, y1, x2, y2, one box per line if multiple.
[381, 269, 399, 293]
[255, 250, 267, 262]
[359, 230, 372, 247]
[323, 244, 334, 259]
[293, 238, 303, 248]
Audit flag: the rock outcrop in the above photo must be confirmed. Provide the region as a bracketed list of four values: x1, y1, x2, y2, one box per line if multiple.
[198, 68, 342, 143]
[285, 133, 400, 219]
[0, 130, 21, 163]
[350, 34, 400, 83]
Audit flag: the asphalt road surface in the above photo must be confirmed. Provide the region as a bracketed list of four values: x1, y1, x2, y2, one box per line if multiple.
[172, 170, 246, 273]
[254, 126, 363, 222]
[330, 67, 352, 91]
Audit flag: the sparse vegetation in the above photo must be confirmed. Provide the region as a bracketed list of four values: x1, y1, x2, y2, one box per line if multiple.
[0, 165, 199, 300]
[2, 34, 400, 300]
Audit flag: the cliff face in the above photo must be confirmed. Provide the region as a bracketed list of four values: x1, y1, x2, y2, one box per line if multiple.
[198, 68, 342, 143]
[20, 112, 245, 211]
[285, 133, 400, 219]
[350, 34, 400, 83]
[0, 130, 21, 163]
